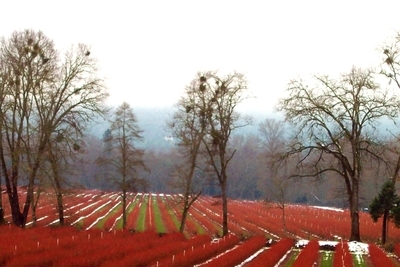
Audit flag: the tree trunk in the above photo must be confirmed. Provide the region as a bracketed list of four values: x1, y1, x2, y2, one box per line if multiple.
[5, 168, 25, 227]
[221, 180, 228, 236]
[51, 156, 64, 226]
[179, 193, 189, 233]
[56, 191, 64, 226]
[8, 183, 24, 227]
[122, 190, 127, 230]
[282, 204, 286, 236]
[22, 164, 41, 227]
[382, 210, 388, 245]
[31, 201, 37, 227]
[349, 178, 361, 242]
[54, 181, 64, 226]
[180, 191, 201, 233]
[180, 205, 188, 233]
[0, 206, 4, 225]
[0, 176, 4, 224]
[30, 187, 43, 227]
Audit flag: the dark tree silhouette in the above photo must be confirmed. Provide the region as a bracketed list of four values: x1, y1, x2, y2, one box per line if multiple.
[277, 67, 400, 241]
[97, 102, 148, 230]
[0, 30, 108, 227]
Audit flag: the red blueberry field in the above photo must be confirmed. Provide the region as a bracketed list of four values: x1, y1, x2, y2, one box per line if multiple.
[1, 188, 400, 266]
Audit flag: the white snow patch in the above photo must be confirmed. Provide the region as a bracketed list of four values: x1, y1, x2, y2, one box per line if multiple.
[348, 241, 369, 254]
[311, 206, 344, 212]
[295, 240, 369, 254]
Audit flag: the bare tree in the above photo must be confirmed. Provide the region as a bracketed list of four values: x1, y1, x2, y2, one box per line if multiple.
[380, 32, 400, 184]
[228, 134, 263, 200]
[0, 29, 108, 227]
[0, 173, 4, 224]
[96, 102, 148, 230]
[259, 119, 294, 235]
[44, 127, 82, 226]
[200, 71, 252, 236]
[277, 67, 400, 241]
[168, 73, 209, 233]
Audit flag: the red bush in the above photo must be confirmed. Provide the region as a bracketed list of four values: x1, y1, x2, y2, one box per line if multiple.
[201, 236, 266, 267]
[292, 240, 319, 267]
[246, 238, 294, 267]
[333, 242, 353, 267]
[368, 243, 396, 267]
[152, 234, 240, 267]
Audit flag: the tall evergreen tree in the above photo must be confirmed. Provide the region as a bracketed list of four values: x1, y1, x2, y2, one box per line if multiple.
[369, 180, 400, 244]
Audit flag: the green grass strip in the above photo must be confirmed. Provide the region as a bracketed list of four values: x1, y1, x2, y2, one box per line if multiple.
[286, 250, 299, 267]
[113, 199, 139, 230]
[136, 194, 148, 232]
[152, 195, 166, 233]
[162, 196, 181, 232]
[352, 254, 367, 267]
[74, 220, 84, 230]
[119, 196, 141, 229]
[188, 214, 206, 235]
[320, 251, 333, 267]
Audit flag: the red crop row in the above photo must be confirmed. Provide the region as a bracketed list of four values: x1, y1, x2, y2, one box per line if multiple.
[162, 195, 193, 234]
[69, 194, 115, 228]
[245, 238, 295, 267]
[146, 194, 156, 232]
[0, 226, 192, 267]
[202, 236, 266, 267]
[156, 194, 179, 233]
[199, 198, 251, 236]
[189, 206, 221, 235]
[84, 195, 120, 230]
[164, 194, 203, 235]
[292, 240, 320, 267]
[226, 201, 285, 238]
[53, 232, 185, 267]
[192, 198, 249, 236]
[5, 188, 400, 245]
[368, 243, 396, 267]
[333, 242, 353, 267]
[102, 202, 123, 231]
[126, 193, 144, 229]
[155, 234, 240, 267]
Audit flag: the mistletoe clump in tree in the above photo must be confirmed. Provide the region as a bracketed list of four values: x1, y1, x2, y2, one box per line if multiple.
[0, 29, 108, 227]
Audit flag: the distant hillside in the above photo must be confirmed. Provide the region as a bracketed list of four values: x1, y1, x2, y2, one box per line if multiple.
[89, 106, 280, 150]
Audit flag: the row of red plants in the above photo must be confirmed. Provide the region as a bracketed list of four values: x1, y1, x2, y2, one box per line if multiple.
[156, 195, 179, 233]
[202, 236, 266, 267]
[4, 189, 400, 266]
[153, 234, 240, 267]
[245, 238, 295, 267]
[192, 198, 248, 236]
[369, 243, 396, 267]
[1, 225, 222, 267]
[292, 240, 320, 267]
[126, 193, 145, 229]
[333, 242, 353, 267]
[4, 188, 398, 243]
[163, 194, 201, 235]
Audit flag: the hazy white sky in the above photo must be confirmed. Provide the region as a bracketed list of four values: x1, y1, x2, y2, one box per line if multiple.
[2, 1, 400, 113]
